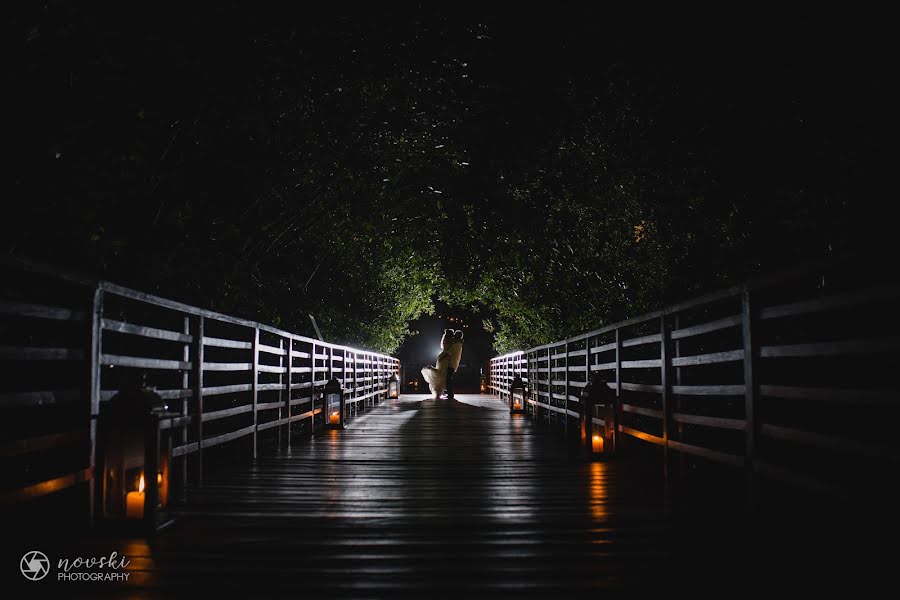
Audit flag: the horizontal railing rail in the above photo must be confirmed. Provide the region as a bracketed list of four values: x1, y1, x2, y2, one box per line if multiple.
[491, 258, 900, 507]
[0, 256, 400, 516]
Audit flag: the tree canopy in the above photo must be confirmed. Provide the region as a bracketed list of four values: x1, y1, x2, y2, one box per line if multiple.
[6, 4, 896, 354]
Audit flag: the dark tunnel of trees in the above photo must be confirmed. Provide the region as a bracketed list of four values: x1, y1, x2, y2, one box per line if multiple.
[5, 4, 897, 354]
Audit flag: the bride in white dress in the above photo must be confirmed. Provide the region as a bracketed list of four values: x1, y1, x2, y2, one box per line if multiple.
[421, 330, 452, 399]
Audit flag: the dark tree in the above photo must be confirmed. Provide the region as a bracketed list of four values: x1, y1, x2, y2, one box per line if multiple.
[5, 4, 896, 353]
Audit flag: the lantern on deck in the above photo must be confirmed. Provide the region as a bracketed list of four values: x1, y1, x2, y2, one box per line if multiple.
[580, 373, 619, 458]
[323, 377, 346, 429]
[96, 379, 176, 533]
[509, 374, 527, 414]
[479, 374, 487, 394]
[388, 373, 400, 399]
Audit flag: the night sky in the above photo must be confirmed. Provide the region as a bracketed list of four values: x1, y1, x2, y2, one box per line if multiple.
[5, 3, 897, 355]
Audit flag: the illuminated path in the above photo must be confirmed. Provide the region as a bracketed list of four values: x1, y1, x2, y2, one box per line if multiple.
[77, 394, 749, 596]
[16, 394, 875, 596]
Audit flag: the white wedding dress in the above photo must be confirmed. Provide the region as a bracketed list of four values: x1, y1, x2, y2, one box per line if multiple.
[421, 351, 450, 399]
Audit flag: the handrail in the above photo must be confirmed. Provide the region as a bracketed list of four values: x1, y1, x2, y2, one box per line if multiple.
[0, 256, 400, 514]
[492, 258, 900, 508]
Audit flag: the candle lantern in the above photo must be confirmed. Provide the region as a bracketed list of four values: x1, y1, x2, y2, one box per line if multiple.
[388, 373, 400, 399]
[323, 377, 346, 429]
[479, 374, 488, 394]
[580, 372, 619, 459]
[509, 374, 527, 414]
[96, 376, 177, 533]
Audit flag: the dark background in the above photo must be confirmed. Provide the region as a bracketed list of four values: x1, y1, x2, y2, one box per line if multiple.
[5, 3, 897, 353]
[397, 301, 493, 393]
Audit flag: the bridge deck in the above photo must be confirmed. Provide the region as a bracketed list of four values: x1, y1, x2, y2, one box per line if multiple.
[12, 394, 883, 596]
[168, 394, 680, 593]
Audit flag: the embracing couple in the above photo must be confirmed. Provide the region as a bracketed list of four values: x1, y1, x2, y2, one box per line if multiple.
[421, 329, 464, 400]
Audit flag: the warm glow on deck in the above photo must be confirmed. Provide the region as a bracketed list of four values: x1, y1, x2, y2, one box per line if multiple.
[589, 462, 608, 521]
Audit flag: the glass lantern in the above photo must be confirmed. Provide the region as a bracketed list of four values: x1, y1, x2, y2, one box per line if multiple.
[580, 373, 618, 458]
[510, 375, 527, 414]
[388, 373, 400, 399]
[323, 377, 346, 429]
[96, 379, 176, 533]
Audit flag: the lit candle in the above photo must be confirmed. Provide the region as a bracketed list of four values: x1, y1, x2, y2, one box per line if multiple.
[592, 435, 604, 453]
[125, 474, 145, 519]
[329, 411, 340, 425]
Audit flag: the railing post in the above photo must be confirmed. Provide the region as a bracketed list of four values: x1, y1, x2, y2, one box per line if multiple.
[251, 327, 259, 460]
[564, 342, 570, 436]
[377, 355, 382, 403]
[660, 314, 672, 485]
[352, 351, 358, 405]
[178, 315, 190, 498]
[615, 328, 622, 443]
[284, 336, 292, 453]
[673, 313, 685, 476]
[87, 284, 103, 528]
[276, 336, 284, 452]
[528, 351, 535, 417]
[742, 288, 759, 508]
[506, 355, 510, 400]
[341, 348, 347, 401]
[310, 342, 317, 434]
[511, 354, 515, 400]
[191, 315, 204, 486]
[508, 355, 512, 400]
[545, 348, 551, 423]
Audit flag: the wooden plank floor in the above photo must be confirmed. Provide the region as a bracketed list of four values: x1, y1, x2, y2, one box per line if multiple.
[9, 394, 885, 597]
[165, 394, 681, 595]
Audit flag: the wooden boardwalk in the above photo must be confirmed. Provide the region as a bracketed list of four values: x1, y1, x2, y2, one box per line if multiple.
[4, 258, 898, 596]
[163, 393, 679, 595]
[8, 394, 889, 597]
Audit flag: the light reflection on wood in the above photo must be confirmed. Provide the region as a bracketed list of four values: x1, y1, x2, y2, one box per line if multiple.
[590, 461, 608, 521]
